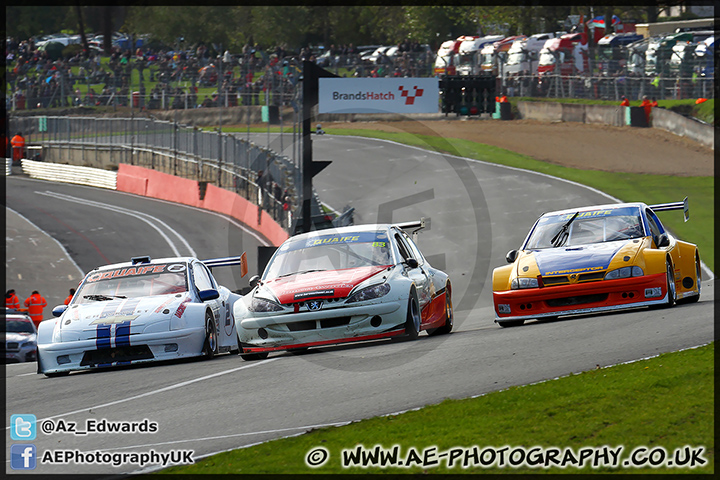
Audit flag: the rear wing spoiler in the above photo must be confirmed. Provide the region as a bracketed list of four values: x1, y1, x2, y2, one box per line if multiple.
[649, 196, 689, 222]
[395, 218, 426, 242]
[202, 252, 248, 277]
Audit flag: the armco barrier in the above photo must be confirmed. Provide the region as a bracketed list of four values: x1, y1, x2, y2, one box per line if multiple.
[651, 107, 714, 149]
[585, 104, 624, 126]
[21, 159, 117, 189]
[117, 164, 288, 246]
[517, 101, 563, 122]
[560, 103, 586, 123]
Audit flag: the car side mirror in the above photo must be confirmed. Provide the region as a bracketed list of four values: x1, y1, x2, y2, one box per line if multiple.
[52, 305, 68, 317]
[198, 289, 220, 301]
[506, 250, 519, 263]
[656, 233, 670, 248]
[405, 258, 419, 269]
[249, 275, 260, 288]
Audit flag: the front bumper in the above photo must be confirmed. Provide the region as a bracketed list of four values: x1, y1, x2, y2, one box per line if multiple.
[5, 348, 36, 363]
[493, 272, 668, 323]
[238, 301, 406, 353]
[37, 326, 206, 374]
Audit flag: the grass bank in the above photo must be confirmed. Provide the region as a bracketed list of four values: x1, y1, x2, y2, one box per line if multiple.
[161, 343, 713, 474]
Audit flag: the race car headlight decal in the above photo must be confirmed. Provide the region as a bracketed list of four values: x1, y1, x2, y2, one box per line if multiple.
[346, 283, 391, 303]
[604, 266, 643, 280]
[511, 277, 539, 289]
[248, 297, 284, 312]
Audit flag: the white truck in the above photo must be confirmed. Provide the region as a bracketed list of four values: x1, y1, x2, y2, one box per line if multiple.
[503, 32, 564, 79]
[456, 35, 505, 76]
[434, 39, 462, 76]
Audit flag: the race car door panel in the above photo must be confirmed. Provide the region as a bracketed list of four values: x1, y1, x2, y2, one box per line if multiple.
[393, 229, 432, 311]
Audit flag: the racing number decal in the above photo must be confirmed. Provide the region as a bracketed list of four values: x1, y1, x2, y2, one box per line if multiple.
[224, 306, 233, 336]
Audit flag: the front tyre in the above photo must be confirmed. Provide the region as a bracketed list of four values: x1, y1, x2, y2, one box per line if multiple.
[238, 339, 269, 361]
[202, 311, 218, 359]
[404, 288, 420, 340]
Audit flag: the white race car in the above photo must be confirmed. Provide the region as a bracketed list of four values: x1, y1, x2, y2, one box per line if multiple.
[234, 221, 453, 360]
[37, 254, 247, 376]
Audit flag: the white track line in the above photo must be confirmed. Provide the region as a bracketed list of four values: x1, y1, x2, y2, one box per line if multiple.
[36, 190, 196, 257]
[7, 206, 85, 277]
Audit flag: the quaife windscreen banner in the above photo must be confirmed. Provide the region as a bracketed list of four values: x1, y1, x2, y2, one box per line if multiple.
[319, 77, 439, 114]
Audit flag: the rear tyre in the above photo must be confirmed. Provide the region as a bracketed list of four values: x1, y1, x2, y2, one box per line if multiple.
[683, 255, 702, 304]
[202, 311, 218, 359]
[427, 286, 453, 336]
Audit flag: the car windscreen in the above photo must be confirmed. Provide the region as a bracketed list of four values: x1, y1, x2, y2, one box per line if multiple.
[525, 207, 644, 249]
[264, 231, 393, 279]
[4, 319, 36, 334]
[506, 51, 525, 65]
[75, 263, 188, 304]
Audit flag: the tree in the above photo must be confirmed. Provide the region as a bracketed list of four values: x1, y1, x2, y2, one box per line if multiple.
[6, 6, 74, 40]
[74, 3, 90, 57]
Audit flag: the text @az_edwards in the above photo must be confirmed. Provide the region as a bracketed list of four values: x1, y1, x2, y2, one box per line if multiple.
[305, 444, 708, 470]
[39, 418, 158, 435]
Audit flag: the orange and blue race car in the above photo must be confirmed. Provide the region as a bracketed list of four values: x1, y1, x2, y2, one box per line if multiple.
[492, 199, 701, 327]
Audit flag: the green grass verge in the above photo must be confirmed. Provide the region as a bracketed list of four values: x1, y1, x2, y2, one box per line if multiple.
[161, 343, 713, 474]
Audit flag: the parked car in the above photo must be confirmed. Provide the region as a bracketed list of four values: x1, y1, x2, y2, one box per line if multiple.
[3, 310, 38, 363]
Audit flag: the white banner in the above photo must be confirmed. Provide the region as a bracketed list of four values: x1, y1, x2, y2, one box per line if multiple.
[319, 78, 439, 114]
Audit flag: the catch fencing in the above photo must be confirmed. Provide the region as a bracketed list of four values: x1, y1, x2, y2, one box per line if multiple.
[8, 115, 298, 229]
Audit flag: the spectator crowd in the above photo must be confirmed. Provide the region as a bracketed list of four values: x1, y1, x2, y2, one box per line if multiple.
[6, 35, 435, 112]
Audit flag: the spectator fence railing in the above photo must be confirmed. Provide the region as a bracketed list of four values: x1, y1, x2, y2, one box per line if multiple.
[8, 115, 298, 230]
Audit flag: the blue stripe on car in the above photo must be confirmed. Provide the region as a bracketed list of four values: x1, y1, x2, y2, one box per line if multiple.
[96, 325, 111, 349]
[534, 242, 625, 276]
[115, 321, 131, 347]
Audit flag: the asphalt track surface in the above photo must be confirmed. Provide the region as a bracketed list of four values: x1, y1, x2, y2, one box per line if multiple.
[4, 132, 714, 475]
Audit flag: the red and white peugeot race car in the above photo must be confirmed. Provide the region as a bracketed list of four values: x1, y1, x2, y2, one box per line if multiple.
[234, 221, 453, 360]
